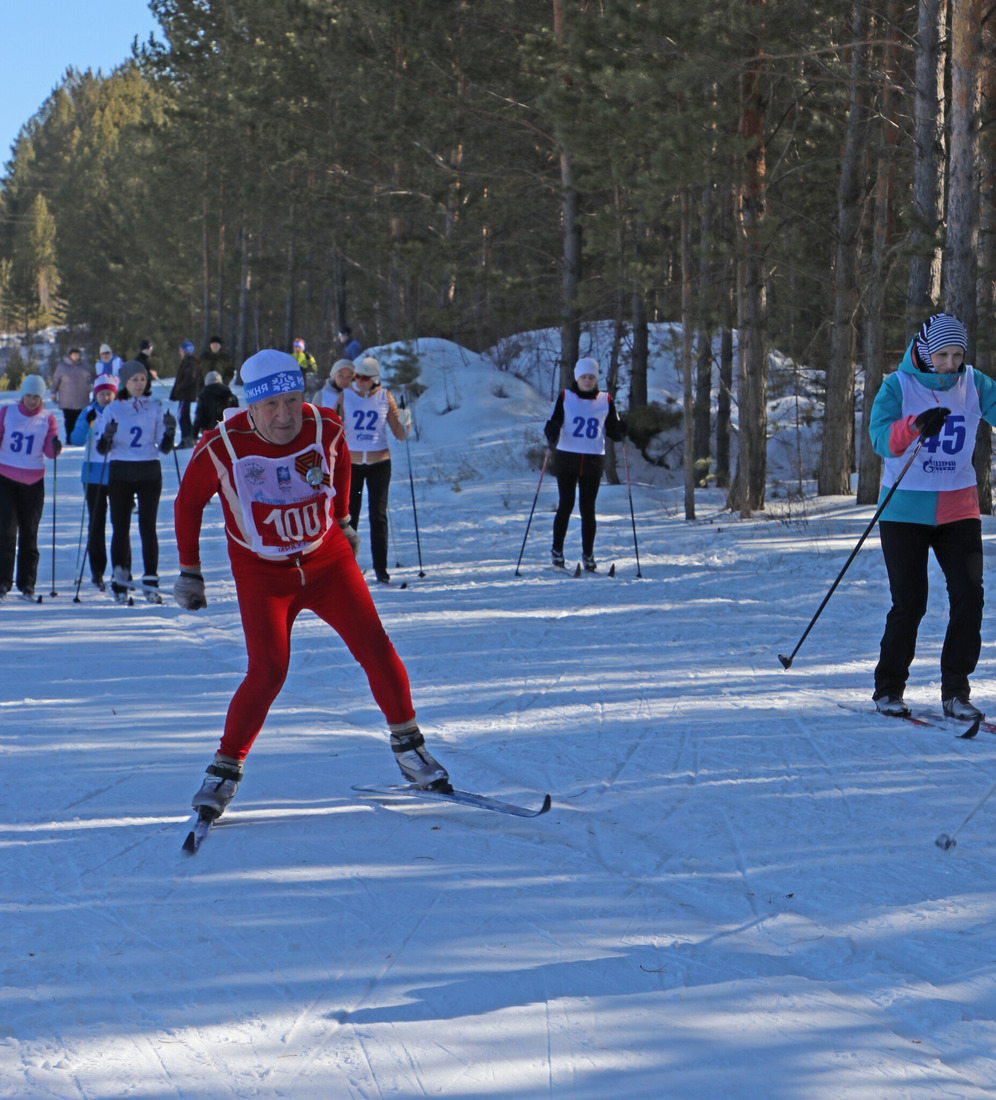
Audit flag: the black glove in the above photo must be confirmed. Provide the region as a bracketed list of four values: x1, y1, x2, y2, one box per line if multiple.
[544, 421, 559, 446]
[96, 420, 117, 454]
[163, 412, 177, 433]
[914, 406, 950, 438]
[85, 408, 98, 424]
[51, 438, 63, 458]
[160, 431, 175, 455]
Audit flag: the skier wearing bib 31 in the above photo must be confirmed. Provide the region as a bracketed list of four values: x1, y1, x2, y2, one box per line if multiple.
[869, 312, 996, 722]
[544, 357, 624, 572]
[173, 349, 449, 821]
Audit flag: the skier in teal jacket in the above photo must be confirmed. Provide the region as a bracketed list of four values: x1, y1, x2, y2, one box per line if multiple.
[868, 312, 996, 721]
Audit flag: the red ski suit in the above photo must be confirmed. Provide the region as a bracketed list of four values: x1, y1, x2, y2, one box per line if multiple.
[174, 404, 414, 761]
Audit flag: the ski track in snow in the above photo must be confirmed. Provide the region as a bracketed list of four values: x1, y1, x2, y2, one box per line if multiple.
[4, 382, 996, 1098]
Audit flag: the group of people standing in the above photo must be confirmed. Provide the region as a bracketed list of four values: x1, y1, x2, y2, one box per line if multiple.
[0, 337, 241, 603]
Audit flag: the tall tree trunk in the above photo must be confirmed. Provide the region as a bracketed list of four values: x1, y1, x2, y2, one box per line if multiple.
[235, 214, 251, 370]
[728, 3, 767, 517]
[631, 282, 648, 410]
[907, 0, 947, 335]
[215, 180, 226, 347]
[819, 1, 870, 497]
[857, 0, 902, 505]
[944, 0, 986, 508]
[681, 187, 696, 519]
[284, 217, 296, 352]
[201, 160, 211, 351]
[553, 0, 581, 391]
[693, 183, 715, 470]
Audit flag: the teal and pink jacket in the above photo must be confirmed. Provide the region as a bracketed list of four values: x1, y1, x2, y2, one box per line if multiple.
[869, 340, 996, 526]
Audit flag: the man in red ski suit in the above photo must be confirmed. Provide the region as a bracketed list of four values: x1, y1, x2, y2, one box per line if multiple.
[173, 349, 449, 819]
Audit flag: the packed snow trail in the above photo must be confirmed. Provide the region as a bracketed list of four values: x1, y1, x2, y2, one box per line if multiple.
[3, 393, 996, 1097]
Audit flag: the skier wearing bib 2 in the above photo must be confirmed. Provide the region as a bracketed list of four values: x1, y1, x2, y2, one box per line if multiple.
[544, 357, 624, 572]
[173, 349, 449, 822]
[96, 361, 176, 602]
[869, 313, 996, 722]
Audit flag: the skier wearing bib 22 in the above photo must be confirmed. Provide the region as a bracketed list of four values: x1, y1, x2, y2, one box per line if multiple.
[544, 357, 624, 572]
[869, 312, 996, 722]
[172, 349, 449, 822]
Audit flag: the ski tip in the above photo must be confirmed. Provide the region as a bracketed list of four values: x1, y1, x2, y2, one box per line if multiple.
[538, 793, 552, 815]
[181, 831, 197, 854]
[400, 582, 408, 589]
[778, 653, 793, 669]
[572, 563, 581, 577]
[608, 563, 616, 577]
[959, 717, 982, 739]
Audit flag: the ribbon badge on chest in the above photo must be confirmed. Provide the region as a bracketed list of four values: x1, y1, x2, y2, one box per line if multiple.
[294, 449, 331, 489]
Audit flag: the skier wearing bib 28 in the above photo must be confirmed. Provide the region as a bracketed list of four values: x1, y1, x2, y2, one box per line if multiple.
[869, 313, 996, 722]
[172, 349, 449, 822]
[544, 357, 624, 572]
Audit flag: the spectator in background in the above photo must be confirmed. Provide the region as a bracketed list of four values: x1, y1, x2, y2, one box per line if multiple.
[338, 326, 363, 361]
[201, 335, 234, 386]
[50, 347, 92, 441]
[192, 371, 239, 437]
[96, 344, 123, 378]
[136, 340, 158, 396]
[170, 340, 202, 447]
[291, 339, 319, 401]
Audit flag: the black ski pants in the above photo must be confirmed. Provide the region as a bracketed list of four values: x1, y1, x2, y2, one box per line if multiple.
[349, 459, 392, 579]
[85, 482, 109, 580]
[0, 473, 45, 593]
[108, 466, 162, 584]
[874, 518, 984, 702]
[553, 472, 601, 558]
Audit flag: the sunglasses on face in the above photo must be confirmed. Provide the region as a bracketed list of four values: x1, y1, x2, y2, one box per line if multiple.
[354, 374, 372, 381]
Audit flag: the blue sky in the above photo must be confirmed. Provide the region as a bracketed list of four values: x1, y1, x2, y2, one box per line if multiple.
[1, 0, 161, 167]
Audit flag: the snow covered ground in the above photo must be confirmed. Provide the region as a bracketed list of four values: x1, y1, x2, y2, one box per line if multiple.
[3, 339, 996, 1098]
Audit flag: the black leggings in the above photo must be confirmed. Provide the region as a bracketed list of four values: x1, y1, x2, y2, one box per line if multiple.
[874, 518, 984, 701]
[0, 474, 44, 592]
[349, 460, 392, 577]
[553, 473, 600, 557]
[109, 472, 162, 583]
[85, 482, 109, 579]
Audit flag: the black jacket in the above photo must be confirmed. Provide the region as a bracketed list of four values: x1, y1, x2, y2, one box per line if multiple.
[192, 382, 239, 435]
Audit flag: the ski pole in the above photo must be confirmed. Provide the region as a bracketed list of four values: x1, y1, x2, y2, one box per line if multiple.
[514, 449, 549, 576]
[936, 772, 996, 851]
[50, 451, 58, 598]
[399, 390, 425, 577]
[388, 504, 402, 568]
[779, 436, 925, 669]
[621, 436, 643, 579]
[72, 429, 93, 583]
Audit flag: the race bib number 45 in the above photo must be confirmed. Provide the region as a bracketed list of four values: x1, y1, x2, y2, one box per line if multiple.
[251, 495, 329, 547]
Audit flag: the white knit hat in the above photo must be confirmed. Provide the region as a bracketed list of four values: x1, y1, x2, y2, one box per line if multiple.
[240, 349, 305, 404]
[574, 357, 599, 381]
[20, 374, 46, 398]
